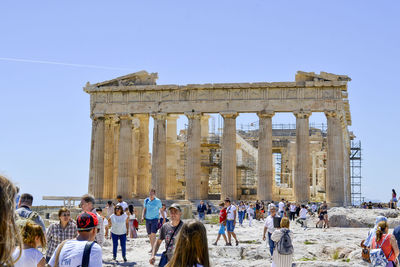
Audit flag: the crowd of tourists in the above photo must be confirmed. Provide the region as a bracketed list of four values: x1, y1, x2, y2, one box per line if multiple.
[2, 173, 400, 267]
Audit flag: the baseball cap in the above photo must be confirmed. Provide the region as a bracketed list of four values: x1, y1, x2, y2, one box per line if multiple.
[168, 203, 181, 212]
[76, 212, 98, 231]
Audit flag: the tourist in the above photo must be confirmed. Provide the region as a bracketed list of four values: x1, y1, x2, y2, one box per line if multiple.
[16, 193, 46, 233]
[255, 200, 261, 220]
[150, 203, 183, 267]
[0, 175, 22, 266]
[364, 216, 388, 248]
[105, 200, 114, 238]
[320, 201, 329, 228]
[166, 220, 210, 267]
[367, 201, 373, 209]
[95, 207, 105, 245]
[296, 204, 308, 229]
[79, 194, 104, 246]
[48, 212, 102, 266]
[393, 224, 400, 262]
[285, 201, 290, 217]
[206, 202, 212, 214]
[315, 208, 325, 228]
[370, 220, 399, 265]
[128, 204, 138, 238]
[392, 189, 398, 209]
[142, 188, 163, 253]
[213, 202, 228, 246]
[116, 195, 129, 211]
[263, 206, 278, 256]
[13, 221, 46, 267]
[268, 201, 275, 216]
[278, 199, 285, 218]
[197, 200, 207, 221]
[238, 201, 246, 226]
[311, 202, 317, 213]
[159, 203, 168, 227]
[45, 207, 78, 262]
[289, 202, 296, 221]
[108, 205, 129, 262]
[225, 198, 239, 246]
[247, 203, 255, 227]
[271, 217, 294, 267]
[295, 203, 301, 218]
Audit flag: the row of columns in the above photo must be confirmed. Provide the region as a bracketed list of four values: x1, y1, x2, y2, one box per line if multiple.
[256, 110, 349, 206]
[89, 109, 350, 205]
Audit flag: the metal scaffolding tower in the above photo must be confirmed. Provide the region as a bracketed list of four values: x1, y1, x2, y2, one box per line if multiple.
[350, 140, 363, 206]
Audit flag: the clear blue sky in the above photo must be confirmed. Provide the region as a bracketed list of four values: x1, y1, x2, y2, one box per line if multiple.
[1, 1, 399, 205]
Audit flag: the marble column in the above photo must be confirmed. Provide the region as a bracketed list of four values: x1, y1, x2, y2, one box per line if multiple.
[185, 112, 202, 200]
[293, 110, 311, 203]
[131, 117, 140, 197]
[221, 112, 238, 200]
[200, 115, 210, 199]
[151, 113, 167, 199]
[103, 116, 115, 199]
[166, 115, 179, 199]
[325, 110, 344, 206]
[311, 151, 317, 197]
[88, 115, 105, 198]
[117, 115, 134, 199]
[112, 117, 120, 198]
[257, 111, 274, 201]
[136, 114, 150, 198]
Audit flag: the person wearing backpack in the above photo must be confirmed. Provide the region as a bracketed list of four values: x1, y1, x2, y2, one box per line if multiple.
[271, 217, 294, 267]
[16, 193, 46, 233]
[370, 220, 399, 267]
[48, 212, 102, 267]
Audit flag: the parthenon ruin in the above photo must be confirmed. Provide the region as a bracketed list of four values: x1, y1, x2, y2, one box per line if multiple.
[84, 70, 353, 206]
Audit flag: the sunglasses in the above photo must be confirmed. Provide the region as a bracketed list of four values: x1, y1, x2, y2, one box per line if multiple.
[61, 213, 70, 217]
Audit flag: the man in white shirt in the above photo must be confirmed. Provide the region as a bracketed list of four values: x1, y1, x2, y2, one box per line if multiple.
[225, 198, 239, 246]
[116, 195, 129, 211]
[48, 212, 102, 267]
[263, 206, 279, 256]
[278, 199, 285, 217]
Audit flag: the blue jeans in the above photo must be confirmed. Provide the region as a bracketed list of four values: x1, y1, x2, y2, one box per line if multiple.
[238, 211, 245, 225]
[198, 212, 205, 221]
[111, 233, 126, 259]
[268, 232, 274, 256]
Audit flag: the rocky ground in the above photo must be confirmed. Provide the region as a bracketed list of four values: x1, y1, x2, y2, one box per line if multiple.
[99, 207, 400, 266]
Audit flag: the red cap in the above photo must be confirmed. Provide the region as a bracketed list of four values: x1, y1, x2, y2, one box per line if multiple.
[76, 212, 98, 231]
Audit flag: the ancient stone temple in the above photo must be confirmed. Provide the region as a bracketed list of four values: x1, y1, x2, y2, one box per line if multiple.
[84, 70, 353, 206]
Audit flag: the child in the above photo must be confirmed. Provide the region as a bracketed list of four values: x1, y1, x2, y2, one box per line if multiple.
[128, 205, 138, 239]
[247, 203, 255, 227]
[12, 221, 46, 267]
[213, 202, 228, 246]
[316, 207, 324, 228]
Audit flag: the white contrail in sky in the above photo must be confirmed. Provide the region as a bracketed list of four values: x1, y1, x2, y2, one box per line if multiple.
[0, 57, 134, 71]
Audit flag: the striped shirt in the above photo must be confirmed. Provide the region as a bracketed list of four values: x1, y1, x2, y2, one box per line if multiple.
[45, 221, 78, 259]
[271, 228, 294, 267]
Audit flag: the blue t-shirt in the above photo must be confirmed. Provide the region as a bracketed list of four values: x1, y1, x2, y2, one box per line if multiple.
[393, 225, 400, 250]
[144, 197, 162, 220]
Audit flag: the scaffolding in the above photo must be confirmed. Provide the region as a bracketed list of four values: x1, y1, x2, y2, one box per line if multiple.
[350, 140, 363, 206]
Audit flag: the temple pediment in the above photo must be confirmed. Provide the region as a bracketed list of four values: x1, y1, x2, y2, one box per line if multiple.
[91, 71, 158, 87]
[296, 71, 351, 82]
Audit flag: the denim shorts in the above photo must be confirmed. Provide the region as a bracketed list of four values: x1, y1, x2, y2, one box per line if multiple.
[218, 224, 226, 234]
[226, 220, 235, 232]
[146, 218, 159, 234]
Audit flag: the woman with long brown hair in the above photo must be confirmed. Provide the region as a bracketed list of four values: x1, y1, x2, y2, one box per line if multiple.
[166, 220, 210, 267]
[371, 220, 399, 265]
[0, 175, 22, 266]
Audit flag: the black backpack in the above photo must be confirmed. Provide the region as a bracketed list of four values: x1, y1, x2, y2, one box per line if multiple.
[276, 229, 294, 255]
